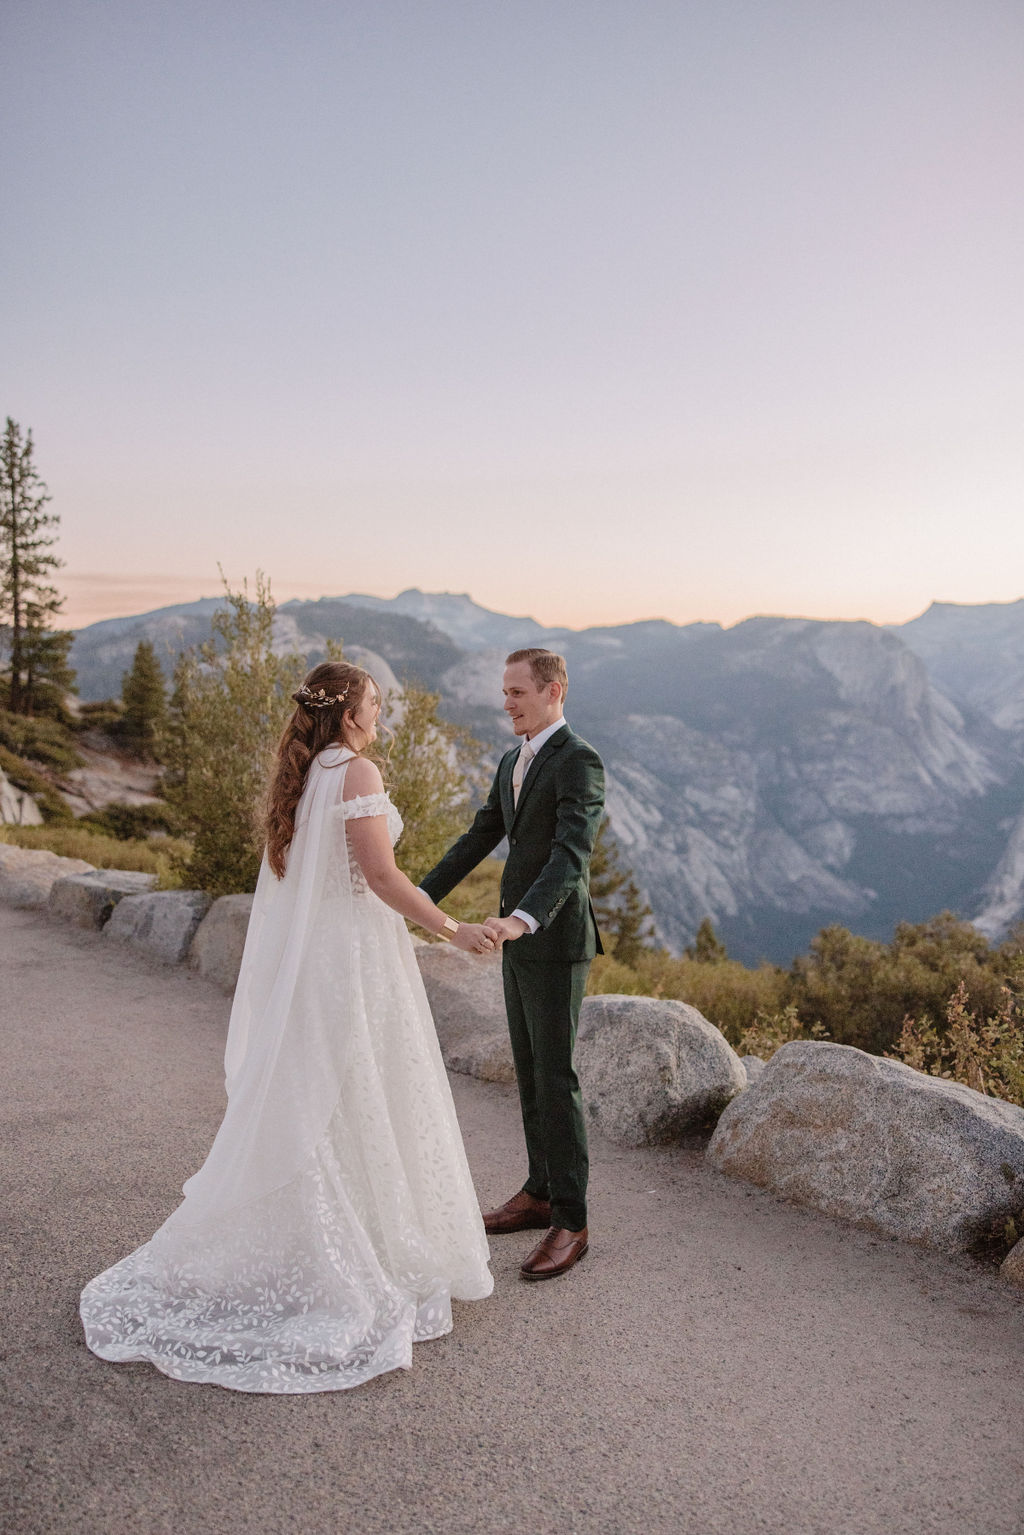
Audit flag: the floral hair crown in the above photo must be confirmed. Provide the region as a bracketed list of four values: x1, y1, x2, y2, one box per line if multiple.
[293, 682, 350, 709]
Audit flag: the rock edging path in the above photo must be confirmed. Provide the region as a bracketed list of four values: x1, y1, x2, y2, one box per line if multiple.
[6, 841, 1024, 1287]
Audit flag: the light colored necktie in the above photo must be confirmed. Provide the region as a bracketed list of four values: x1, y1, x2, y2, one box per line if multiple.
[512, 740, 535, 807]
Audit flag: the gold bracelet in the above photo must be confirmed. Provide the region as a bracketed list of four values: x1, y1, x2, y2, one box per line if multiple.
[436, 915, 460, 943]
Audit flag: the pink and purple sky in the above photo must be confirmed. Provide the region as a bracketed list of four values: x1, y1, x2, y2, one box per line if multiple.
[3, 0, 1022, 631]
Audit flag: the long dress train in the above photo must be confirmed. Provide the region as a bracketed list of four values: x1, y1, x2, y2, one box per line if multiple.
[79, 746, 493, 1393]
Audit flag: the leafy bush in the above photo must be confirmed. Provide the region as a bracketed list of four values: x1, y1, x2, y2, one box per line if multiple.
[582, 910, 1024, 1079]
[787, 914, 1021, 1055]
[162, 575, 305, 898]
[385, 681, 486, 887]
[586, 948, 788, 1042]
[890, 982, 1024, 1109]
[0, 822, 190, 881]
[734, 1005, 829, 1060]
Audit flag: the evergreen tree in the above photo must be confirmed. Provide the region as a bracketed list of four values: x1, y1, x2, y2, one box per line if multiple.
[686, 916, 728, 963]
[0, 419, 70, 716]
[590, 815, 657, 964]
[19, 600, 76, 722]
[610, 874, 657, 968]
[120, 640, 167, 755]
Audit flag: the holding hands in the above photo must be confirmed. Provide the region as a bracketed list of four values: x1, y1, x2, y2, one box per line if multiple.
[451, 922, 498, 956]
[482, 915, 529, 948]
[441, 916, 530, 954]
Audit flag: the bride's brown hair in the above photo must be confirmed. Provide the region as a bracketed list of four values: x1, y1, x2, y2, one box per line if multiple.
[264, 660, 378, 879]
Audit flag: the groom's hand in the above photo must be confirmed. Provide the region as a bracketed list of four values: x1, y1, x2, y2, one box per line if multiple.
[483, 916, 529, 946]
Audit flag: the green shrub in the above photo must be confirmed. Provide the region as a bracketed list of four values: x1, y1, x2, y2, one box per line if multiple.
[734, 1005, 829, 1060]
[162, 575, 305, 897]
[890, 981, 1024, 1109]
[586, 948, 787, 1042]
[786, 914, 1020, 1055]
[79, 800, 182, 841]
[586, 954, 654, 997]
[75, 700, 124, 731]
[385, 681, 486, 888]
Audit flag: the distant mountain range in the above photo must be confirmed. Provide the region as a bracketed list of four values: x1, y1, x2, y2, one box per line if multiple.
[69, 591, 1024, 963]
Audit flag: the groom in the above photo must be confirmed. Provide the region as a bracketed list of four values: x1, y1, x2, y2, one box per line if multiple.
[420, 649, 605, 1280]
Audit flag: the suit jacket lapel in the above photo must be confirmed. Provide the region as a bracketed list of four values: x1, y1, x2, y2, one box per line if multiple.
[499, 748, 517, 830]
[511, 725, 569, 826]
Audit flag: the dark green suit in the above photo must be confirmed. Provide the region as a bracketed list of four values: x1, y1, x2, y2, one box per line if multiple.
[421, 725, 605, 1230]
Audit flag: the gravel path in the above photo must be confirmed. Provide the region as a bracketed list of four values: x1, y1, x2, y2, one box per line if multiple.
[2, 902, 1023, 1535]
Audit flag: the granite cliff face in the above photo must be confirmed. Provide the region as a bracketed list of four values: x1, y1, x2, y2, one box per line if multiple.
[894, 600, 1024, 941]
[70, 590, 1024, 961]
[897, 599, 1024, 742]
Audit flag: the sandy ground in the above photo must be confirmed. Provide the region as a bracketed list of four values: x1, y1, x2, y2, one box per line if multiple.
[2, 902, 1023, 1535]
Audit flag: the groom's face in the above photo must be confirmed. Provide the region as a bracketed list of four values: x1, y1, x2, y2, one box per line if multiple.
[502, 660, 563, 739]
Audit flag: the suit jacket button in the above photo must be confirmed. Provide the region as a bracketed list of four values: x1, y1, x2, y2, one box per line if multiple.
[510, 836, 517, 845]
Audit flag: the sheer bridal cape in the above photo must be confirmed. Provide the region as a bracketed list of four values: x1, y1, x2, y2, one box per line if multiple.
[80, 746, 493, 1392]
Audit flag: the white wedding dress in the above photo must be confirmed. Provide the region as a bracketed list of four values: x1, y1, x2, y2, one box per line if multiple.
[80, 745, 493, 1393]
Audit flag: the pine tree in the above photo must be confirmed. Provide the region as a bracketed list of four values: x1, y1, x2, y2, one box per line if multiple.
[0, 419, 70, 716]
[686, 916, 728, 963]
[20, 605, 76, 722]
[590, 815, 657, 963]
[611, 874, 657, 968]
[120, 639, 167, 755]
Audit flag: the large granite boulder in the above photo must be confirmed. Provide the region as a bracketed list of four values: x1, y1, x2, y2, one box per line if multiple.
[0, 844, 94, 908]
[189, 894, 255, 992]
[708, 1040, 1024, 1253]
[741, 1054, 767, 1086]
[1001, 1237, 1024, 1289]
[414, 943, 515, 1084]
[105, 889, 212, 964]
[576, 995, 747, 1147]
[0, 766, 44, 826]
[48, 869, 157, 928]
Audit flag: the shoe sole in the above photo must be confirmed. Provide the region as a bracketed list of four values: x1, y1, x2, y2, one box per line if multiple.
[519, 1242, 589, 1281]
[484, 1217, 551, 1235]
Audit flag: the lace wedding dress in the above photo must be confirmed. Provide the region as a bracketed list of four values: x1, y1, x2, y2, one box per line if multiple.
[80, 745, 493, 1393]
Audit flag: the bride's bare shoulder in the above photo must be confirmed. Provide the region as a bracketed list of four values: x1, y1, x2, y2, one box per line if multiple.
[342, 755, 385, 800]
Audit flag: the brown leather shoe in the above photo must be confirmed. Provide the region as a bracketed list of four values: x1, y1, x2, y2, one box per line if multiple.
[520, 1225, 589, 1280]
[482, 1190, 552, 1235]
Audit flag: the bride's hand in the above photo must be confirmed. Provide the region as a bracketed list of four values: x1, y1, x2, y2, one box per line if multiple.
[451, 922, 496, 956]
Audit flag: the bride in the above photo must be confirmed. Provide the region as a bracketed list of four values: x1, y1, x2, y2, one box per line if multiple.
[80, 661, 495, 1393]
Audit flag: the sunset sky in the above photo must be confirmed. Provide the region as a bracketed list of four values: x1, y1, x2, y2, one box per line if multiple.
[3, 0, 1022, 632]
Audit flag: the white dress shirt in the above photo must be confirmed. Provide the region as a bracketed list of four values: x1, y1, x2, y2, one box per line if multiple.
[510, 717, 566, 933]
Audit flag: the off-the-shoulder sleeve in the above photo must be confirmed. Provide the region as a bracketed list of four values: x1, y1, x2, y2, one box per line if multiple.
[337, 791, 392, 821]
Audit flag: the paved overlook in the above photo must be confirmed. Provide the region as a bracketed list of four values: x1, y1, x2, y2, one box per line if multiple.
[2, 903, 1024, 1535]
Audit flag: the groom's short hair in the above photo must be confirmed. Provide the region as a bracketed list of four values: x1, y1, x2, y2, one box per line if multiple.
[506, 648, 568, 702]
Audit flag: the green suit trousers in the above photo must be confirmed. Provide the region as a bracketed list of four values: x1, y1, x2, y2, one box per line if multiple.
[503, 953, 590, 1231]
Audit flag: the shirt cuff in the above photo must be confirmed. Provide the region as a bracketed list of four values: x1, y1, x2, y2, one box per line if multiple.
[511, 908, 539, 934]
